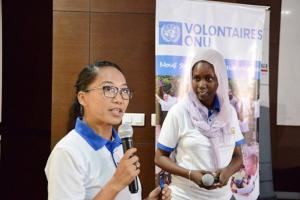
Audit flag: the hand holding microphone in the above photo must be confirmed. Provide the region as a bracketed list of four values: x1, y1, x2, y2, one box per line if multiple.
[189, 170, 220, 190]
[111, 148, 140, 192]
[118, 123, 139, 193]
[199, 167, 233, 189]
[201, 173, 219, 187]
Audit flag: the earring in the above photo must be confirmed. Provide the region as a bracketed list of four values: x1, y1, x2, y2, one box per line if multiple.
[79, 105, 84, 116]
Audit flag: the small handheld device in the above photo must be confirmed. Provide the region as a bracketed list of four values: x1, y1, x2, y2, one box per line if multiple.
[159, 171, 165, 189]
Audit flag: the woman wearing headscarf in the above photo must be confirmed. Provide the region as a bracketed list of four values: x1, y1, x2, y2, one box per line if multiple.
[155, 49, 245, 200]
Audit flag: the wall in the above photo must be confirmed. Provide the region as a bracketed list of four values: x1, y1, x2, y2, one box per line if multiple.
[52, 0, 156, 197]
[263, 0, 300, 192]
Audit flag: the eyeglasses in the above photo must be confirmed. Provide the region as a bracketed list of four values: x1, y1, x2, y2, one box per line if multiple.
[85, 85, 133, 100]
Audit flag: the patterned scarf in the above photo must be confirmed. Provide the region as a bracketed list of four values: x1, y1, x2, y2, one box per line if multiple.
[185, 91, 231, 170]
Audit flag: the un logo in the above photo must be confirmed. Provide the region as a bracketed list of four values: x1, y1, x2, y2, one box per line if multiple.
[159, 22, 182, 45]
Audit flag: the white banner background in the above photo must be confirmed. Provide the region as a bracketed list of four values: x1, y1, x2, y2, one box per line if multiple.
[155, 0, 266, 199]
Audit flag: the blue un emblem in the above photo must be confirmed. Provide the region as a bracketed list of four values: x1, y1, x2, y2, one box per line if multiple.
[159, 21, 182, 45]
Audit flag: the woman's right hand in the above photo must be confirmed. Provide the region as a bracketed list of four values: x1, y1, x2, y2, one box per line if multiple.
[189, 170, 204, 186]
[110, 148, 140, 192]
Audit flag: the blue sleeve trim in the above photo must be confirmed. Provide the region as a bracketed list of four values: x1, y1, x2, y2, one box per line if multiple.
[235, 139, 246, 146]
[157, 143, 175, 153]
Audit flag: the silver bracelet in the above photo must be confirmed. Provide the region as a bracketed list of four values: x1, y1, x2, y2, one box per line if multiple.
[188, 170, 192, 180]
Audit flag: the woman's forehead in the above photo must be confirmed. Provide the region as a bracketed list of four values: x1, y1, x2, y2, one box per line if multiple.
[193, 62, 215, 74]
[94, 67, 127, 85]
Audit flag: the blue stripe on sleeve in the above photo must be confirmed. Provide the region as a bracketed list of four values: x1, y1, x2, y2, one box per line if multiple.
[235, 139, 246, 146]
[157, 143, 175, 153]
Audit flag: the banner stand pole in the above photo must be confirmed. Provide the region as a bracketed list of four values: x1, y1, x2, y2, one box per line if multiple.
[258, 106, 276, 200]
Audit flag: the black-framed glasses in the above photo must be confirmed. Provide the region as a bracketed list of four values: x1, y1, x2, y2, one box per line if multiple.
[85, 85, 133, 100]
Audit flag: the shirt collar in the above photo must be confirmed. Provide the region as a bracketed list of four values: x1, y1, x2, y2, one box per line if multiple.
[75, 117, 122, 152]
[208, 96, 220, 117]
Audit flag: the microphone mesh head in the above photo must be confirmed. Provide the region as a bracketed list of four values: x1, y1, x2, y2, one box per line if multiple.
[202, 173, 214, 186]
[118, 123, 133, 138]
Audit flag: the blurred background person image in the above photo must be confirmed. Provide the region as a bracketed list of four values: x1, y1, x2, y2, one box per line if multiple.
[231, 150, 259, 199]
[229, 87, 244, 123]
[156, 81, 178, 126]
[45, 61, 171, 200]
[155, 49, 245, 200]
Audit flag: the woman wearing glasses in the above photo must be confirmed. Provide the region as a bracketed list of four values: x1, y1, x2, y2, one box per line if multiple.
[45, 61, 171, 200]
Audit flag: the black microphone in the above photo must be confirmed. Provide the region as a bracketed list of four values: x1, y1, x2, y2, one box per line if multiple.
[118, 123, 139, 193]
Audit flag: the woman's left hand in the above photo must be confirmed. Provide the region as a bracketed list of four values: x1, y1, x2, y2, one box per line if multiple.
[147, 184, 171, 200]
[216, 146, 243, 188]
[216, 167, 232, 187]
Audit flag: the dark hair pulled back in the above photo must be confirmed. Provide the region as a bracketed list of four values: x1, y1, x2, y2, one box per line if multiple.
[67, 60, 123, 131]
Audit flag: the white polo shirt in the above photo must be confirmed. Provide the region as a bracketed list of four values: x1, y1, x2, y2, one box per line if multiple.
[45, 118, 141, 200]
[158, 101, 245, 200]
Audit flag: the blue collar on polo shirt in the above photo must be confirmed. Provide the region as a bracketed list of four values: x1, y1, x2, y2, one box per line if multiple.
[75, 117, 122, 152]
[208, 96, 220, 117]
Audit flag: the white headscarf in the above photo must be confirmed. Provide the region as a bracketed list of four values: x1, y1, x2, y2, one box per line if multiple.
[184, 48, 232, 169]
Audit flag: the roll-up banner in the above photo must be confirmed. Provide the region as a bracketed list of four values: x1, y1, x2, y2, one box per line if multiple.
[155, 0, 266, 199]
